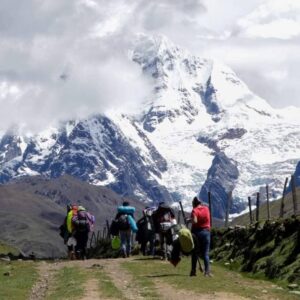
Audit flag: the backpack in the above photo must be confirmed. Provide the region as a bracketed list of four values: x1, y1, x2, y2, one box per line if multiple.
[178, 227, 194, 254]
[111, 236, 121, 250]
[110, 220, 120, 236]
[73, 210, 90, 233]
[118, 214, 130, 230]
[59, 223, 67, 239]
[67, 205, 78, 233]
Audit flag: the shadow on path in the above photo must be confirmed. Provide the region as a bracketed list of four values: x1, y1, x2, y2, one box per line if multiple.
[146, 273, 184, 278]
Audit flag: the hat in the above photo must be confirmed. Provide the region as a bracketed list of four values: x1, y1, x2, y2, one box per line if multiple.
[78, 205, 86, 211]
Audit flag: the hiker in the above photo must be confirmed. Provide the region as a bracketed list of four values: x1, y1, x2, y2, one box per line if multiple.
[72, 206, 95, 260]
[152, 202, 176, 259]
[60, 204, 78, 259]
[59, 205, 70, 244]
[115, 201, 137, 258]
[136, 207, 156, 256]
[190, 196, 211, 277]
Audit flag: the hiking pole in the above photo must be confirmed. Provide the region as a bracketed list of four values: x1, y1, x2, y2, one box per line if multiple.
[179, 201, 203, 273]
[179, 201, 186, 225]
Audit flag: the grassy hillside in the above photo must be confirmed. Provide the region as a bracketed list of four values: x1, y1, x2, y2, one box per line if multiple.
[211, 216, 300, 285]
[0, 175, 144, 258]
[0, 240, 20, 256]
[232, 187, 300, 226]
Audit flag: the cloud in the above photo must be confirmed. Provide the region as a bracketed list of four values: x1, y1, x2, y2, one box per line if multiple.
[236, 0, 300, 39]
[182, 0, 300, 108]
[0, 0, 299, 133]
[0, 0, 153, 132]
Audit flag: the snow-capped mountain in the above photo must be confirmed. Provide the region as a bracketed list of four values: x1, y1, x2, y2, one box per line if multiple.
[1, 35, 300, 218]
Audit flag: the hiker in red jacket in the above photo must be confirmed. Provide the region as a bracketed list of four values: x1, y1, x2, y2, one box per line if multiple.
[190, 196, 212, 277]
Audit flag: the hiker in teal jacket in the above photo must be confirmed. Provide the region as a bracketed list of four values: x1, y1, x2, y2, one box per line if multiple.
[115, 201, 136, 258]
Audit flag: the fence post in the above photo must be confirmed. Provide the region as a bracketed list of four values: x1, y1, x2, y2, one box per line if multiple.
[291, 175, 298, 216]
[248, 196, 253, 224]
[177, 210, 181, 224]
[266, 185, 271, 220]
[96, 230, 100, 244]
[225, 191, 232, 227]
[256, 192, 260, 222]
[279, 177, 289, 218]
[208, 191, 213, 228]
[106, 219, 110, 238]
[89, 231, 96, 248]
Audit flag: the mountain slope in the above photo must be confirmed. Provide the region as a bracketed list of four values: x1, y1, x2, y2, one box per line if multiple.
[0, 34, 299, 218]
[0, 175, 144, 257]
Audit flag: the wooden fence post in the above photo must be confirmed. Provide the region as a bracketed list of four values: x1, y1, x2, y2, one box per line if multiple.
[279, 177, 289, 218]
[106, 220, 110, 238]
[96, 231, 100, 244]
[248, 196, 253, 224]
[177, 210, 181, 224]
[225, 191, 232, 227]
[256, 192, 260, 222]
[208, 191, 213, 228]
[266, 184, 271, 220]
[291, 175, 298, 216]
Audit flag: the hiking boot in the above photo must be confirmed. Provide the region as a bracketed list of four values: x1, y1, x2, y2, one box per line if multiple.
[190, 270, 196, 277]
[71, 251, 77, 260]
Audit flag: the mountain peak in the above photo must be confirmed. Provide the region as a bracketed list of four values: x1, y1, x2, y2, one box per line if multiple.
[133, 34, 180, 58]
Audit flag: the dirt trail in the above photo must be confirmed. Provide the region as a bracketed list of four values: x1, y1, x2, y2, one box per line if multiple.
[28, 258, 284, 300]
[80, 278, 102, 300]
[29, 259, 137, 300]
[29, 261, 61, 300]
[155, 280, 249, 300]
[103, 258, 144, 300]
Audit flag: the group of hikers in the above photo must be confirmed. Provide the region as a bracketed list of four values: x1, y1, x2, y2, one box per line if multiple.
[59, 196, 212, 277]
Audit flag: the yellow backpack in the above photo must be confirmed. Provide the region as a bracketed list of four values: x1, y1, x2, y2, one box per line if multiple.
[179, 227, 194, 254]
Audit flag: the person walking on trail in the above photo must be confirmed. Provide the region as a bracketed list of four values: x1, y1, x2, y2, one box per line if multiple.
[72, 205, 95, 260]
[136, 207, 156, 256]
[115, 201, 136, 258]
[59, 205, 71, 257]
[61, 204, 78, 260]
[190, 196, 212, 277]
[152, 202, 176, 259]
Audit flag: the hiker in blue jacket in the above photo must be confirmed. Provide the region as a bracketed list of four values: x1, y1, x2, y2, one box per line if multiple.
[115, 201, 136, 258]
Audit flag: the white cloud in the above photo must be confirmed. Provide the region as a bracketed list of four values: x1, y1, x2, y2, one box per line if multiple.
[265, 70, 288, 81]
[236, 0, 300, 40]
[0, 0, 299, 132]
[241, 19, 300, 39]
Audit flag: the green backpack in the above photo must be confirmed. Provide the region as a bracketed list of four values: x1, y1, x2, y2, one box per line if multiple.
[111, 236, 121, 250]
[178, 227, 194, 254]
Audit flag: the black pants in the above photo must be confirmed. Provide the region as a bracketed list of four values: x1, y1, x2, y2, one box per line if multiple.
[74, 231, 89, 259]
[140, 231, 155, 255]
